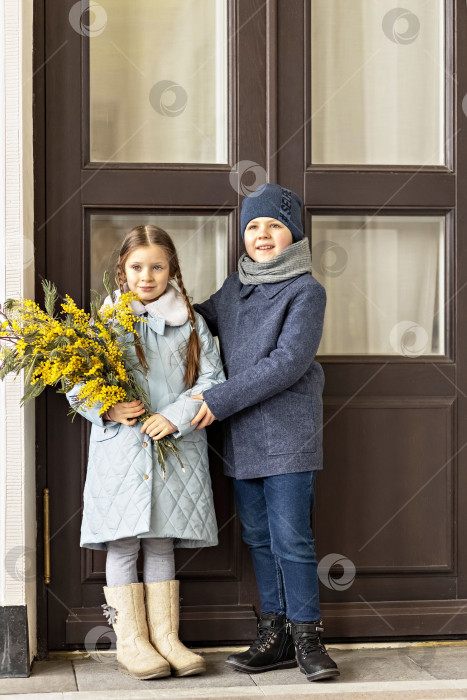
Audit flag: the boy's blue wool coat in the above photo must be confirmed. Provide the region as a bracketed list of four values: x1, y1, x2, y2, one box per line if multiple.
[194, 272, 326, 480]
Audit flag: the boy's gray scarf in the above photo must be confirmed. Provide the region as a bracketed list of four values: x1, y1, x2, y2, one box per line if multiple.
[238, 238, 312, 285]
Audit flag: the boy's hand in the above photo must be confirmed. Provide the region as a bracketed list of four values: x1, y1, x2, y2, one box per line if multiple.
[106, 400, 146, 425]
[191, 394, 217, 429]
[141, 413, 177, 440]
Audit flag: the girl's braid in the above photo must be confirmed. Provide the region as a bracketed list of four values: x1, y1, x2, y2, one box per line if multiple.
[175, 268, 196, 331]
[174, 266, 201, 386]
[116, 262, 125, 293]
[114, 224, 200, 385]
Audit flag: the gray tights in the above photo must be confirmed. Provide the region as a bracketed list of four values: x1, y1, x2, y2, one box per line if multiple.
[105, 536, 175, 587]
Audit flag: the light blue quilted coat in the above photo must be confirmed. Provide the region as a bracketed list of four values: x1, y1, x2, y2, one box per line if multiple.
[66, 290, 225, 551]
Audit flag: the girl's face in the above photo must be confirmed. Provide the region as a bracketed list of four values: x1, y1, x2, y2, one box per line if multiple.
[124, 244, 171, 304]
[244, 217, 293, 262]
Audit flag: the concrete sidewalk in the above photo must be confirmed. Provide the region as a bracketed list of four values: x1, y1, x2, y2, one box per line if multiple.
[1, 642, 467, 699]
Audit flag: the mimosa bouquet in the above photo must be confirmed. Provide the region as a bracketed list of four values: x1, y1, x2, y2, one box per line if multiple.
[0, 276, 182, 478]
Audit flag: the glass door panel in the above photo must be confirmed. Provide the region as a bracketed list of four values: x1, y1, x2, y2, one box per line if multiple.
[312, 215, 445, 356]
[89, 0, 228, 164]
[90, 213, 228, 301]
[311, 0, 445, 165]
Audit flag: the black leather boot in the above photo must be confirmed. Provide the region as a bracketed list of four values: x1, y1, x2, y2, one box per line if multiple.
[226, 612, 297, 673]
[291, 620, 339, 681]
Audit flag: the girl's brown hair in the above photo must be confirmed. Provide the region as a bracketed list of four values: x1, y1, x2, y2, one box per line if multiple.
[116, 225, 201, 387]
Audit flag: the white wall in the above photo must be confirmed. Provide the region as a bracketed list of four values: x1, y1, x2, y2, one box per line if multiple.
[0, 0, 36, 662]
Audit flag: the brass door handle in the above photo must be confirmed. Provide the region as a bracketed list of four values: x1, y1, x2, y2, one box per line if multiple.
[44, 488, 50, 584]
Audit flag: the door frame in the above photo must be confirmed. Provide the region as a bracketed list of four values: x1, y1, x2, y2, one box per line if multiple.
[33, 0, 467, 653]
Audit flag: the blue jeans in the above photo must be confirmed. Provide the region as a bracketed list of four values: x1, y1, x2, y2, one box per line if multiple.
[233, 471, 320, 623]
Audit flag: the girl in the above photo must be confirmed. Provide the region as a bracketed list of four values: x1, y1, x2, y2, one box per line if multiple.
[191, 184, 339, 682]
[67, 225, 225, 680]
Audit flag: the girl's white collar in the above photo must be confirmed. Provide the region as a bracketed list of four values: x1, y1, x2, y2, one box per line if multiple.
[107, 283, 189, 327]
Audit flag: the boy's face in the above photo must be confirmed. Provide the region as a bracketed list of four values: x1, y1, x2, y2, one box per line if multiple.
[244, 217, 293, 262]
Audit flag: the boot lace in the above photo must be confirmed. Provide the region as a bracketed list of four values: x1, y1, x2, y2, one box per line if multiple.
[295, 633, 326, 659]
[252, 626, 278, 653]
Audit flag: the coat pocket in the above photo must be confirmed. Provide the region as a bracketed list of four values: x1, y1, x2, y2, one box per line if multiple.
[93, 423, 121, 442]
[263, 390, 317, 456]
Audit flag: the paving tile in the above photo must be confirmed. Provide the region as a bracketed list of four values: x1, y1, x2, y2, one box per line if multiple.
[72, 693, 261, 700]
[4, 681, 467, 700]
[4, 646, 467, 699]
[333, 648, 435, 683]
[251, 648, 435, 685]
[0, 695, 65, 700]
[289, 693, 467, 700]
[405, 645, 467, 680]
[0, 658, 76, 695]
[257, 680, 467, 698]
[0, 694, 262, 700]
[72, 651, 256, 691]
[247, 663, 308, 686]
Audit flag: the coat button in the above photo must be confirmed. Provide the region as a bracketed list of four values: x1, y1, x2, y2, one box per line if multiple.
[142, 441, 148, 447]
[143, 474, 149, 480]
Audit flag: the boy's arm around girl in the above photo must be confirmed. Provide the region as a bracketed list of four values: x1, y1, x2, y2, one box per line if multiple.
[195, 273, 326, 422]
[156, 313, 225, 436]
[66, 313, 225, 435]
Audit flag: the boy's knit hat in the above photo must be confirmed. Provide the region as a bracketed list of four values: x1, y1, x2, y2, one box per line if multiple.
[240, 183, 303, 242]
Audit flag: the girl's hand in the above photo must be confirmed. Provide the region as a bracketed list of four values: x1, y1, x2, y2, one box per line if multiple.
[190, 394, 217, 429]
[141, 413, 177, 440]
[106, 400, 146, 425]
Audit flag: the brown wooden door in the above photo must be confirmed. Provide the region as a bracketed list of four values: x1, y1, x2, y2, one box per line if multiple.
[35, 0, 467, 651]
[35, 0, 268, 650]
[276, 0, 467, 637]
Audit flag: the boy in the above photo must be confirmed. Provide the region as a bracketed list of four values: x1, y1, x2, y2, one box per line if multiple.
[191, 183, 339, 681]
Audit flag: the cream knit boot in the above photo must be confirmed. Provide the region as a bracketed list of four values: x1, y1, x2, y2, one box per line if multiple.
[144, 580, 206, 677]
[103, 582, 171, 679]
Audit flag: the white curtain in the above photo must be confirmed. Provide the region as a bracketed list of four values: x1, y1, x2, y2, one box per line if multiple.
[90, 0, 228, 163]
[90, 214, 228, 304]
[313, 217, 444, 356]
[311, 0, 444, 165]
[311, 0, 445, 355]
